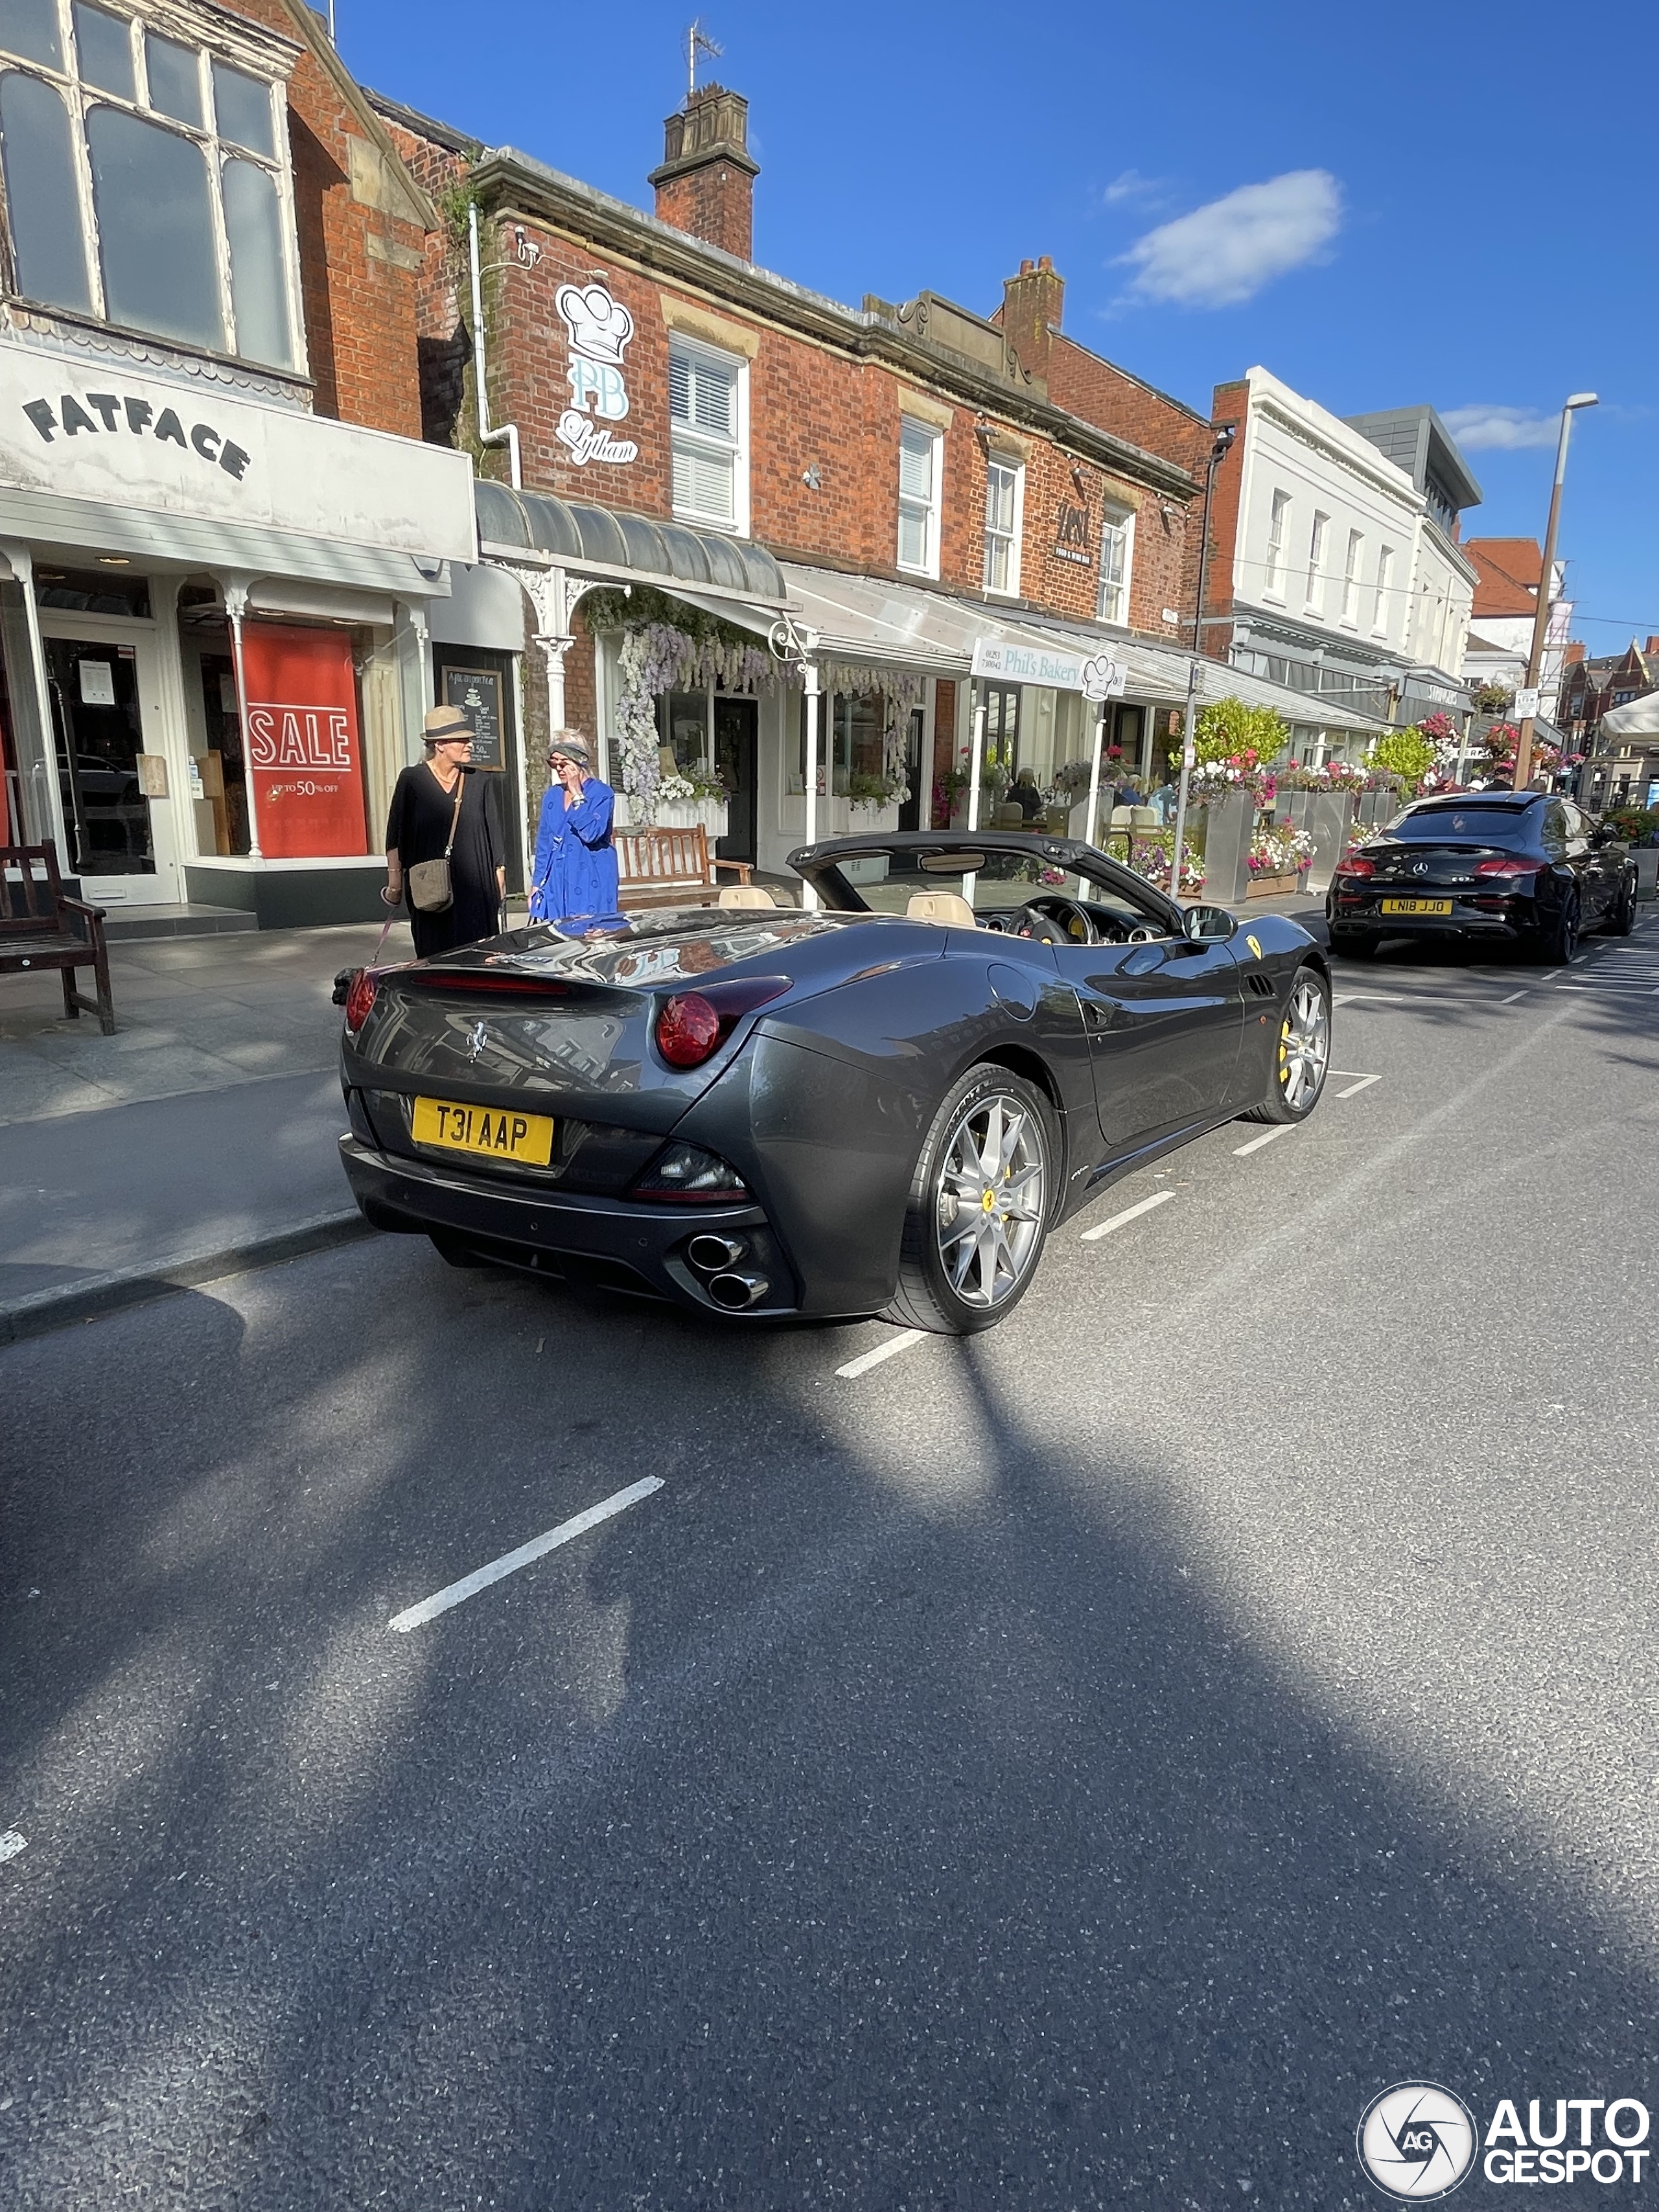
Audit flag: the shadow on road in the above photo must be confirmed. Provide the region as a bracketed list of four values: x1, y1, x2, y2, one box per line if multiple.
[0, 1231, 1653, 2209]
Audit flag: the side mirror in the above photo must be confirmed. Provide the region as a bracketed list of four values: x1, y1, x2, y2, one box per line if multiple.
[1184, 905, 1237, 942]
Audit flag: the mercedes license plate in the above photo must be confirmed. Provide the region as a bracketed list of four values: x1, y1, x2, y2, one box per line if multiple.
[411, 1096, 555, 1165]
[1380, 897, 1452, 916]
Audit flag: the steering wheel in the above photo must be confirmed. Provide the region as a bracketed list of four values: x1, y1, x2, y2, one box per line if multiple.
[1021, 894, 1098, 945]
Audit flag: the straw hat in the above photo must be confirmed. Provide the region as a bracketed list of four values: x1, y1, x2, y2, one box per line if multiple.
[422, 704, 472, 745]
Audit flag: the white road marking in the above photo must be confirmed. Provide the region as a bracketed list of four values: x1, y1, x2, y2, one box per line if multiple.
[0, 1831, 26, 1864]
[1541, 969, 1563, 981]
[1499, 990, 1526, 1004]
[1233, 1124, 1297, 1156]
[388, 1477, 663, 1633]
[1333, 1072, 1382, 1099]
[1080, 1189, 1176, 1244]
[836, 1329, 928, 1379]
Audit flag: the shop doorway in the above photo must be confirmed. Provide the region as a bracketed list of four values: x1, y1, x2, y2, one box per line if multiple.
[714, 694, 757, 865]
[898, 704, 925, 832]
[40, 615, 180, 903]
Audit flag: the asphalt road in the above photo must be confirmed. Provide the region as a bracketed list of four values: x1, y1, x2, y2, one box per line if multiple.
[4, 918, 1658, 2209]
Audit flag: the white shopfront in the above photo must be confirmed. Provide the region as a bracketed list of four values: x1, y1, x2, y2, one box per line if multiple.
[0, 335, 476, 924]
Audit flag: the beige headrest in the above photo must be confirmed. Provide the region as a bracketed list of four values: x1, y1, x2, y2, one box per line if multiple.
[717, 885, 776, 909]
[1130, 806, 1161, 828]
[906, 891, 977, 928]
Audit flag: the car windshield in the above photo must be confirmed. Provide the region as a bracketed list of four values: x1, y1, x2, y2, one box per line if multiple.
[804, 844, 1174, 936]
[1380, 805, 1535, 843]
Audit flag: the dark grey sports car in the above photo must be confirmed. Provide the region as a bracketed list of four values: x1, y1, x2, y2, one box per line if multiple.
[337, 831, 1330, 1333]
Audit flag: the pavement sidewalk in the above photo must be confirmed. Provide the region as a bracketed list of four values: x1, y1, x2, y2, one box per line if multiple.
[0, 920, 415, 1341]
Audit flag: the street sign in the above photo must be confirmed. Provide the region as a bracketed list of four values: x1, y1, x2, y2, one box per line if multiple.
[1513, 687, 1540, 719]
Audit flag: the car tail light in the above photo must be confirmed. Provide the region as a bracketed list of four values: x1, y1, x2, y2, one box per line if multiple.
[343, 968, 380, 1036]
[631, 1141, 750, 1202]
[1474, 857, 1539, 879]
[1334, 856, 1375, 879]
[653, 976, 791, 1069]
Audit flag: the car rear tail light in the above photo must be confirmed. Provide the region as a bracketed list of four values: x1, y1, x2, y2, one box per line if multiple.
[1334, 856, 1375, 879]
[343, 968, 380, 1036]
[631, 1141, 750, 1202]
[653, 976, 791, 1069]
[1474, 857, 1539, 879]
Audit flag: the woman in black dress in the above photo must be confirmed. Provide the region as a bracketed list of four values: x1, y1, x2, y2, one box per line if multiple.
[382, 704, 505, 957]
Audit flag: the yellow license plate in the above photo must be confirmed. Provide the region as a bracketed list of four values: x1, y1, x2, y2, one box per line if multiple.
[410, 1096, 555, 1165]
[1380, 896, 1453, 916]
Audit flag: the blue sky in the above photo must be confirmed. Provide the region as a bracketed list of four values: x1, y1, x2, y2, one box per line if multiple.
[345, 0, 1655, 655]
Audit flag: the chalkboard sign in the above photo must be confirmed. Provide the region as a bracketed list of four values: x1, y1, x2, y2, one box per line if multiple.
[442, 664, 505, 772]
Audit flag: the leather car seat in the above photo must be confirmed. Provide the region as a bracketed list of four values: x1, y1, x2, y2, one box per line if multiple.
[905, 892, 978, 927]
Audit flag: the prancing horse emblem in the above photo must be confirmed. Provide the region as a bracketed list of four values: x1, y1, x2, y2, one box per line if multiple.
[465, 1019, 488, 1060]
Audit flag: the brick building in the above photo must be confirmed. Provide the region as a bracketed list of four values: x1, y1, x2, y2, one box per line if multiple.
[1556, 636, 1659, 746]
[380, 78, 1375, 880]
[0, 0, 474, 924]
[1459, 537, 1575, 720]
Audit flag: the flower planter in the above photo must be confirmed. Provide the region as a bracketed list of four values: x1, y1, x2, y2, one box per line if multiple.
[1246, 870, 1303, 898]
[1199, 789, 1255, 903]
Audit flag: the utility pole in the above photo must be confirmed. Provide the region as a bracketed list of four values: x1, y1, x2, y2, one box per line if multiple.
[1513, 393, 1597, 789]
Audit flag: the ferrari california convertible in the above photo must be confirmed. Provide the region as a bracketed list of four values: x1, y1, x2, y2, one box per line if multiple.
[336, 831, 1330, 1333]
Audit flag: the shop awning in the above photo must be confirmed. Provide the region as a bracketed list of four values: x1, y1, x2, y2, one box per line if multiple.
[776, 564, 1399, 738]
[474, 482, 787, 609]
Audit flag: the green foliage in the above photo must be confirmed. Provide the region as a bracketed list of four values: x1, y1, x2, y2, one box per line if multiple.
[581, 584, 758, 655]
[1365, 727, 1438, 792]
[1605, 805, 1658, 845]
[1172, 694, 1292, 773]
[1470, 681, 1513, 716]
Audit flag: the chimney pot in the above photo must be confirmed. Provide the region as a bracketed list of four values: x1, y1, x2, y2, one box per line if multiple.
[1020, 258, 1034, 275]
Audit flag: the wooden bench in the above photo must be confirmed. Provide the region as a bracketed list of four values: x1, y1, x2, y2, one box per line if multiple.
[615, 824, 754, 911]
[1, 843, 116, 1034]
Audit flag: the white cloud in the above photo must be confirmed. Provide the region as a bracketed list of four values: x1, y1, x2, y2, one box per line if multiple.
[1104, 168, 1164, 205]
[1117, 170, 1343, 309]
[1439, 405, 1559, 451]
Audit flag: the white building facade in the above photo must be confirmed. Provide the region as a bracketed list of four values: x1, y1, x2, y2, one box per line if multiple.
[1207, 370, 1479, 758]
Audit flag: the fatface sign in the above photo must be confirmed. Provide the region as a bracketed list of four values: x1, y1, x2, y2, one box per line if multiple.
[555, 283, 639, 468]
[0, 338, 476, 562]
[972, 636, 1126, 699]
[240, 623, 368, 859]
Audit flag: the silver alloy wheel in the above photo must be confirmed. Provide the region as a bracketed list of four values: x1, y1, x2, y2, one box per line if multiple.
[1279, 977, 1330, 1111]
[933, 1091, 1046, 1309]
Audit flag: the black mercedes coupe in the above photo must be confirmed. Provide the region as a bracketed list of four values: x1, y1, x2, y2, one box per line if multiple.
[337, 831, 1330, 1333]
[1327, 790, 1638, 961]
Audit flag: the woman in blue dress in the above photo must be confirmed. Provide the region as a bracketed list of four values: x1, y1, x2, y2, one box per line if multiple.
[528, 731, 623, 928]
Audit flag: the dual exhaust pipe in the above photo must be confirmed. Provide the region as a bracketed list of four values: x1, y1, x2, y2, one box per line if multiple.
[686, 1233, 769, 1310]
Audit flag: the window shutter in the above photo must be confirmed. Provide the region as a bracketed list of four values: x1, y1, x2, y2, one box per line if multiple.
[669, 347, 692, 424]
[691, 355, 736, 437]
[899, 423, 934, 500]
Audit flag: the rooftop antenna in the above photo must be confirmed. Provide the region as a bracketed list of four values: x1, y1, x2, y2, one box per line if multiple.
[686, 17, 722, 102]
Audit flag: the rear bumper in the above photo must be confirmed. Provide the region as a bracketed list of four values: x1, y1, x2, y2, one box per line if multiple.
[1327, 892, 1539, 942]
[338, 1135, 803, 1318]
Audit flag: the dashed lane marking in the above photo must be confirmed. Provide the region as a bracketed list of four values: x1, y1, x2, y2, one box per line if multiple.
[1080, 1189, 1176, 1244]
[1233, 1124, 1297, 1157]
[1499, 991, 1527, 1004]
[836, 1329, 928, 1379]
[388, 1477, 663, 1633]
[0, 1830, 26, 1865]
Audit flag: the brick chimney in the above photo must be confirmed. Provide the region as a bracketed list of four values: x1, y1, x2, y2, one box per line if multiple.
[1564, 641, 1588, 667]
[1001, 255, 1064, 380]
[649, 84, 758, 261]
[1645, 634, 1659, 658]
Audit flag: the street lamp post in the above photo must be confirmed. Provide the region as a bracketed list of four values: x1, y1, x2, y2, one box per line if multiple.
[1513, 393, 1597, 791]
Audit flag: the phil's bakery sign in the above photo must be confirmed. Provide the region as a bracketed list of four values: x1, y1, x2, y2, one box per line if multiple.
[0, 336, 477, 563]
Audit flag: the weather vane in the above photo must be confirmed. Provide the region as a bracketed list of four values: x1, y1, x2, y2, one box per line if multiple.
[686, 17, 723, 101]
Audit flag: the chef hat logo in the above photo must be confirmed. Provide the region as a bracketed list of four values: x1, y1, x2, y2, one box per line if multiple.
[557, 284, 634, 367]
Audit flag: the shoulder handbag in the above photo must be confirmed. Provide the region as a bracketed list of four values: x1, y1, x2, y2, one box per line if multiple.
[407, 772, 465, 914]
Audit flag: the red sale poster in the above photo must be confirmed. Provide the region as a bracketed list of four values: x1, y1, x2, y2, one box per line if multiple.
[239, 623, 368, 858]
